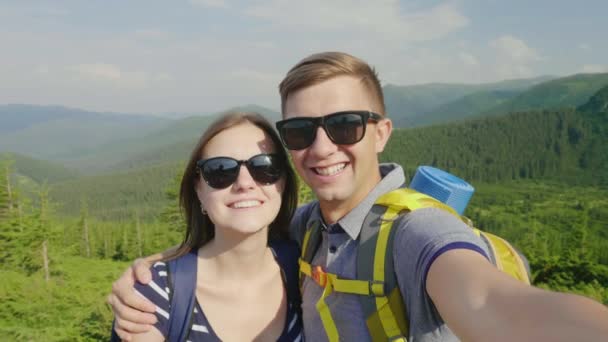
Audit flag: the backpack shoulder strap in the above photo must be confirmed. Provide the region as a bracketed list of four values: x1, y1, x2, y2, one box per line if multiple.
[299, 216, 323, 286]
[472, 229, 531, 284]
[270, 240, 302, 305]
[166, 249, 198, 342]
[357, 188, 457, 341]
[358, 202, 408, 342]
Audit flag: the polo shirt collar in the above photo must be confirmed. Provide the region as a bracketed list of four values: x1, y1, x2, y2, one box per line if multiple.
[307, 163, 406, 240]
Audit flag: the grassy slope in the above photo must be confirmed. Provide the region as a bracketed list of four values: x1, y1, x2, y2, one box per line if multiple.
[0, 258, 129, 341]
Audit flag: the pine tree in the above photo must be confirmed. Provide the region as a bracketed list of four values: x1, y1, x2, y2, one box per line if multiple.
[135, 210, 143, 258]
[80, 199, 91, 258]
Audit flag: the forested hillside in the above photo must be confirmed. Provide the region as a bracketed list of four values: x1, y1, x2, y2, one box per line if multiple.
[2, 152, 81, 183]
[382, 107, 608, 186]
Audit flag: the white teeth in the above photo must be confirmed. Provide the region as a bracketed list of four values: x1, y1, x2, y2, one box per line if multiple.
[231, 200, 261, 209]
[315, 163, 346, 176]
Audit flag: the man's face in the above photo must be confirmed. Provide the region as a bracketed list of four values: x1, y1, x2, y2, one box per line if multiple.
[283, 75, 391, 215]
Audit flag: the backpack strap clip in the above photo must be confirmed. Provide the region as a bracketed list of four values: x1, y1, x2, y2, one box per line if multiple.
[312, 265, 328, 287]
[369, 280, 386, 297]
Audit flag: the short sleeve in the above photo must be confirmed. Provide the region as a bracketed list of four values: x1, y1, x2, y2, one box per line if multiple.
[393, 207, 489, 338]
[133, 261, 172, 338]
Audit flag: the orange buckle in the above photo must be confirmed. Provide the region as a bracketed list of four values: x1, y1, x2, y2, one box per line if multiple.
[311, 265, 328, 287]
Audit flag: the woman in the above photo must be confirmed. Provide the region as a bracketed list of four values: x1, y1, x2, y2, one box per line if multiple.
[129, 112, 302, 341]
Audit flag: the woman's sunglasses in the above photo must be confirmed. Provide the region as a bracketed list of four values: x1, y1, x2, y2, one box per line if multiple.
[196, 153, 284, 189]
[275, 110, 383, 150]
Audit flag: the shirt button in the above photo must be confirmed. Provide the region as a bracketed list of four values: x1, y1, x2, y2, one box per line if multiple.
[329, 245, 337, 253]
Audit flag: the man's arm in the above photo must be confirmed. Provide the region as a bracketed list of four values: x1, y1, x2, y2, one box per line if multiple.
[427, 249, 608, 341]
[108, 249, 173, 341]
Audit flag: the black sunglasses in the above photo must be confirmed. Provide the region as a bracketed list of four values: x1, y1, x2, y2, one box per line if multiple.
[196, 153, 284, 189]
[275, 110, 383, 150]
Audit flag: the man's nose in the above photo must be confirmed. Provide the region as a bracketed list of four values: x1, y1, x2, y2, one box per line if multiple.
[308, 126, 338, 157]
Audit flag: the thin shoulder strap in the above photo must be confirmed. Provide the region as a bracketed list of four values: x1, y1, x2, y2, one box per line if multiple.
[167, 249, 198, 342]
[270, 240, 301, 304]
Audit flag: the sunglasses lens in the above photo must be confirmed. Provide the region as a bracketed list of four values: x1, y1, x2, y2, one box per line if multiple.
[248, 154, 283, 184]
[279, 119, 315, 150]
[326, 113, 366, 144]
[198, 154, 283, 189]
[201, 158, 239, 189]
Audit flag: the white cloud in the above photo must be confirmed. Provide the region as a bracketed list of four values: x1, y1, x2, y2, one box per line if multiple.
[227, 69, 279, 83]
[36, 65, 50, 75]
[244, 1, 468, 42]
[489, 35, 541, 78]
[189, 0, 229, 8]
[66, 63, 172, 89]
[579, 43, 591, 51]
[0, 4, 69, 17]
[581, 64, 608, 73]
[133, 29, 169, 40]
[69, 63, 123, 81]
[458, 52, 479, 66]
[490, 35, 541, 63]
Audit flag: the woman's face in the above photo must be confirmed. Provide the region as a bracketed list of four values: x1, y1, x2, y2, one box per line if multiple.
[195, 122, 284, 237]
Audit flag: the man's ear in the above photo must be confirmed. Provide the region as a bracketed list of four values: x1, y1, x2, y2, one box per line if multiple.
[374, 117, 392, 153]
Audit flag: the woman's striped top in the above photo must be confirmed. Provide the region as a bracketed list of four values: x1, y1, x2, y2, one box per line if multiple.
[134, 246, 303, 341]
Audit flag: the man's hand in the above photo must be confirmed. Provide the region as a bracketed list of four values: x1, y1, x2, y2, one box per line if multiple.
[108, 258, 158, 341]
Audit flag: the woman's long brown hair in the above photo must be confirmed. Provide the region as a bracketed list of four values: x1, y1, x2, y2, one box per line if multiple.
[166, 111, 298, 260]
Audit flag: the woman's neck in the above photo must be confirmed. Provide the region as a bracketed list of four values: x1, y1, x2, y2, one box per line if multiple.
[199, 227, 272, 280]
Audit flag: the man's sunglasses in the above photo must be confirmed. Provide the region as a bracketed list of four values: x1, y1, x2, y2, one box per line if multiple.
[196, 153, 284, 189]
[275, 111, 383, 150]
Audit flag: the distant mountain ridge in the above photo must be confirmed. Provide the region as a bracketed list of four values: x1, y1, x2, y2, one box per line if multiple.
[382, 86, 608, 186]
[59, 105, 280, 172]
[2, 72, 606, 180]
[0, 104, 169, 160]
[0, 104, 280, 173]
[414, 89, 521, 127]
[481, 73, 608, 118]
[384, 76, 554, 127]
[385, 73, 608, 128]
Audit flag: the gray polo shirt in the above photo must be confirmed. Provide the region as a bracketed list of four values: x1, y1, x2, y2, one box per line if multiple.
[290, 163, 488, 341]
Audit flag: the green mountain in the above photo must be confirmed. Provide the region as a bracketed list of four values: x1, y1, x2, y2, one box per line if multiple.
[0, 152, 80, 184]
[381, 94, 608, 186]
[578, 85, 608, 114]
[482, 73, 608, 117]
[414, 89, 520, 127]
[47, 105, 281, 218]
[61, 105, 280, 172]
[383, 76, 552, 128]
[49, 161, 182, 220]
[0, 104, 168, 160]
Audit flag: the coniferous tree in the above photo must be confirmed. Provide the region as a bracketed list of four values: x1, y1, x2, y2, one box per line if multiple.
[80, 198, 91, 258]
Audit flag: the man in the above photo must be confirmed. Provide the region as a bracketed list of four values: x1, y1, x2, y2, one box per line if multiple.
[110, 52, 608, 341]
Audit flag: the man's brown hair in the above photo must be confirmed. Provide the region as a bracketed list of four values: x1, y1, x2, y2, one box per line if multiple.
[279, 51, 386, 115]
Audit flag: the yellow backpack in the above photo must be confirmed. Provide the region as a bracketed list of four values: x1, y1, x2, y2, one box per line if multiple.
[298, 188, 530, 342]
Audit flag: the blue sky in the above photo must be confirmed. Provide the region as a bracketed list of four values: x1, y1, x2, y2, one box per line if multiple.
[1, 0, 606, 114]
